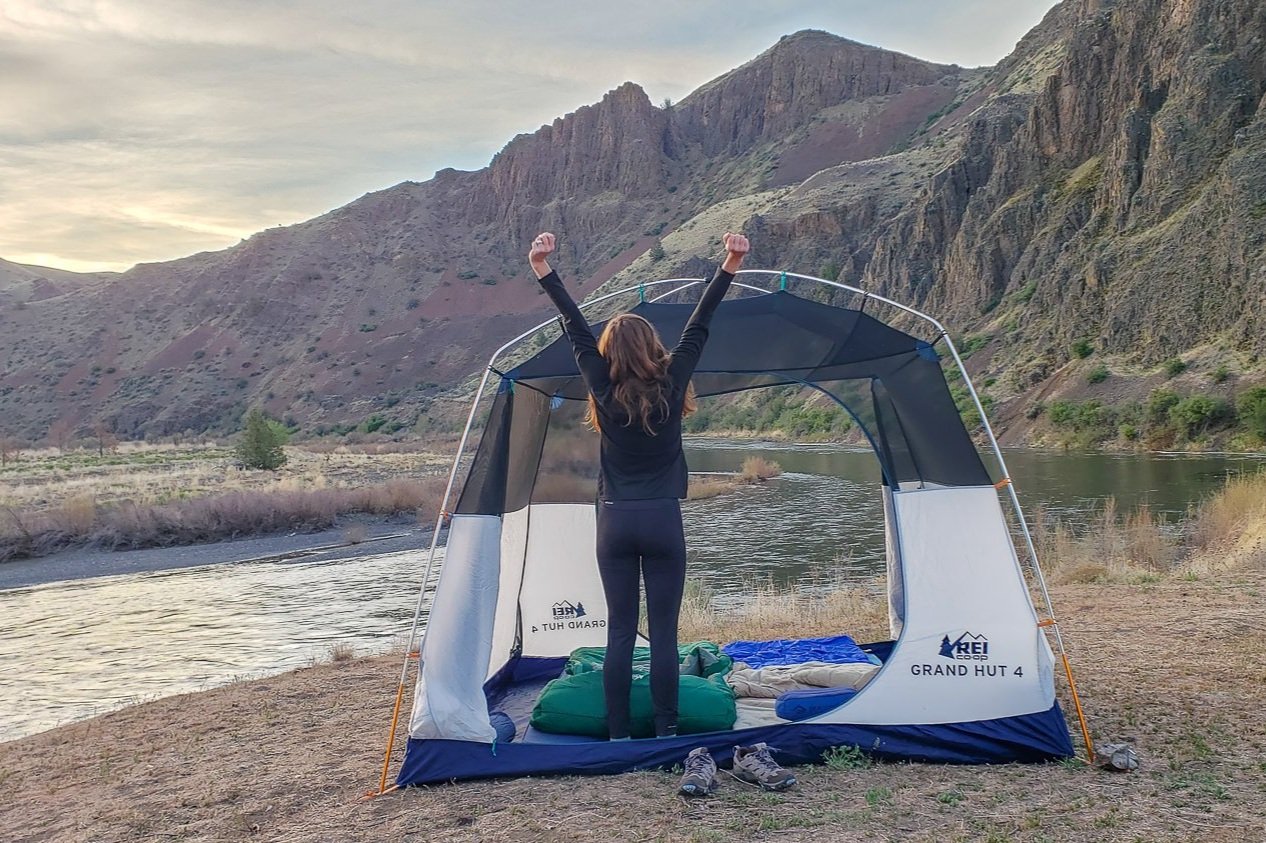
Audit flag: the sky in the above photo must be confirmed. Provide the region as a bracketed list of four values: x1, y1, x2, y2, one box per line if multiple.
[0, 0, 1058, 273]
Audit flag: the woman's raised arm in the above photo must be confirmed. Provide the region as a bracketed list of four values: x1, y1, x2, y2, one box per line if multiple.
[669, 232, 749, 381]
[528, 232, 609, 394]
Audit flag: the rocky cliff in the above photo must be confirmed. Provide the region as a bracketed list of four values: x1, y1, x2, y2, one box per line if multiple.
[2, 2, 1264, 444]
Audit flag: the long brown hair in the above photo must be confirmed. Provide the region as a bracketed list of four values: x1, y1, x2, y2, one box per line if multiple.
[586, 313, 696, 434]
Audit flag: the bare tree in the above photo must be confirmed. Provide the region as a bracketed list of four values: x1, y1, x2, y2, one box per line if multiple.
[93, 421, 118, 458]
[0, 437, 20, 467]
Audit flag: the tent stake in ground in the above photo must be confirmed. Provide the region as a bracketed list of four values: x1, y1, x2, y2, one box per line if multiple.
[376, 270, 1092, 789]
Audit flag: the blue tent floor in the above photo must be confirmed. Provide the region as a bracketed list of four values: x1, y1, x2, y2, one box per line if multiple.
[397, 642, 1075, 785]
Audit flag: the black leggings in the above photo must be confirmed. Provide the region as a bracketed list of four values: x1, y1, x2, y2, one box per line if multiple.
[595, 498, 687, 739]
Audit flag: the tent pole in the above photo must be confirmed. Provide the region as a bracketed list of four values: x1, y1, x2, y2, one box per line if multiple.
[375, 364, 495, 794]
[938, 330, 1095, 760]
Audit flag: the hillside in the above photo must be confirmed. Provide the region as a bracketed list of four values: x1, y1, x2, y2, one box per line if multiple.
[1, 0, 1264, 446]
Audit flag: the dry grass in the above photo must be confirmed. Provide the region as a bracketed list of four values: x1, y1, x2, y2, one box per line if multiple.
[328, 642, 356, 663]
[678, 578, 889, 644]
[687, 458, 784, 501]
[1033, 498, 1179, 585]
[0, 442, 449, 514]
[0, 478, 447, 562]
[0, 441, 452, 562]
[1032, 471, 1266, 586]
[738, 455, 783, 483]
[1184, 470, 1266, 573]
[685, 476, 736, 500]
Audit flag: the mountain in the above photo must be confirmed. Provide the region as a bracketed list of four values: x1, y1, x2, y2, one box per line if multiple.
[1, 0, 1264, 444]
[0, 258, 113, 306]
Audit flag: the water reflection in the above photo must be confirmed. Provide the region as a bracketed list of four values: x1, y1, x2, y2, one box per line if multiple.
[0, 550, 439, 741]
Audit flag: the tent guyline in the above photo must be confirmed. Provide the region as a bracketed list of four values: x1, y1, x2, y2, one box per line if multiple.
[375, 269, 1093, 792]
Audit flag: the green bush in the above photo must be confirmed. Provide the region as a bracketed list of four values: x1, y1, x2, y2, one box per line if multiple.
[1212, 364, 1231, 384]
[1164, 358, 1187, 378]
[236, 409, 288, 470]
[1238, 387, 1266, 439]
[1169, 396, 1234, 439]
[1071, 339, 1094, 359]
[1087, 364, 1109, 385]
[1147, 389, 1181, 425]
[649, 241, 666, 262]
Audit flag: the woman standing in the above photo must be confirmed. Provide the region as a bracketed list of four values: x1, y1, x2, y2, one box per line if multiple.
[528, 231, 749, 739]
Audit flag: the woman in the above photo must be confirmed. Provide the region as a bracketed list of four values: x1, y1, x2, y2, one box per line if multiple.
[528, 230, 749, 739]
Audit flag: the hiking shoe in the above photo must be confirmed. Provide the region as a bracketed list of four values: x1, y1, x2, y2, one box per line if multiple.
[678, 747, 718, 796]
[732, 743, 796, 791]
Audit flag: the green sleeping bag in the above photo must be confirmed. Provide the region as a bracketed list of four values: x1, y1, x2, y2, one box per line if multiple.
[530, 670, 737, 738]
[530, 642, 737, 738]
[565, 642, 732, 679]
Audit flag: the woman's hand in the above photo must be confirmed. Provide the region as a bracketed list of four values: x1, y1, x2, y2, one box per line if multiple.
[529, 232, 556, 279]
[721, 232, 749, 274]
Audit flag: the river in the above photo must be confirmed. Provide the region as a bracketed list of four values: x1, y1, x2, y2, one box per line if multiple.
[1, 443, 1261, 740]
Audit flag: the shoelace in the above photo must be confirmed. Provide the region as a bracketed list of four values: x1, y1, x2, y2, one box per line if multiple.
[744, 745, 784, 776]
[684, 751, 713, 776]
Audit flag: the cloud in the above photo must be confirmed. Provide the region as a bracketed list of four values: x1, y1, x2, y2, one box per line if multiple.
[0, 0, 1057, 272]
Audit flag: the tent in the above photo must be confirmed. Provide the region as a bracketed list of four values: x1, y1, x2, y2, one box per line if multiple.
[377, 270, 1088, 789]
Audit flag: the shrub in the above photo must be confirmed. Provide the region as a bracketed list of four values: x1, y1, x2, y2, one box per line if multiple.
[1147, 389, 1181, 425]
[236, 408, 288, 470]
[1212, 364, 1231, 384]
[1164, 358, 1187, 378]
[1169, 396, 1234, 439]
[1071, 339, 1093, 359]
[739, 456, 782, 483]
[649, 241, 665, 262]
[1238, 387, 1266, 439]
[1087, 364, 1109, 385]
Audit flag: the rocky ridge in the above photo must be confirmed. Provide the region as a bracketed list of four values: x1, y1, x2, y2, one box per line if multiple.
[2, 2, 1264, 443]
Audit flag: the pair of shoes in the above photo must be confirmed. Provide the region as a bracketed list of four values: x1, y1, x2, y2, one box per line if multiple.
[677, 743, 796, 796]
[731, 743, 797, 791]
[677, 747, 718, 796]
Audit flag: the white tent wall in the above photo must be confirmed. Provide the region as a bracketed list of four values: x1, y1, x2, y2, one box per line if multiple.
[410, 504, 612, 742]
[814, 486, 1056, 726]
[516, 504, 611, 657]
[407, 514, 501, 742]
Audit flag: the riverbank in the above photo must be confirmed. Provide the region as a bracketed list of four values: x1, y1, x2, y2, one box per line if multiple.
[2, 564, 1262, 842]
[0, 442, 449, 563]
[0, 511, 430, 590]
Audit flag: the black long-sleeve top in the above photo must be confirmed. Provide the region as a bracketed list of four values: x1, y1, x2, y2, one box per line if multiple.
[535, 267, 735, 501]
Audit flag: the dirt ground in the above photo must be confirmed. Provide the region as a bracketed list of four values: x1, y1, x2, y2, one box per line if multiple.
[2, 568, 1264, 842]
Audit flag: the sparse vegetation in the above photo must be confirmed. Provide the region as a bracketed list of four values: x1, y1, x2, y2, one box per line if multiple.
[1071, 338, 1094, 359]
[1164, 357, 1188, 378]
[1086, 364, 1109, 384]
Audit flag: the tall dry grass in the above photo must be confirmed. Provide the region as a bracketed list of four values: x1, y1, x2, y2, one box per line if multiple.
[1032, 470, 1266, 583]
[738, 455, 782, 483]
[0, 477, 447, 563]
[1032, 498, 1179, 584]
[678, 578, 889, 644]
[1183, 470, 1266, 573]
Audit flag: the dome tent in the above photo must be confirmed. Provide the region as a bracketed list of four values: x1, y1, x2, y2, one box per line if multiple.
[377, 271, 1087, 790]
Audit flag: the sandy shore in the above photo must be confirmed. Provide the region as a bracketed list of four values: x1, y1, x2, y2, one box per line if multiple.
[0, 513, 433, 590]
[2, 565, 1264, 842]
